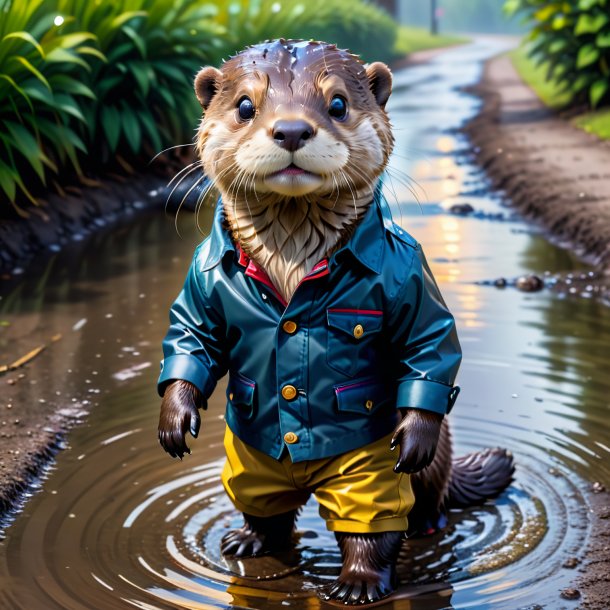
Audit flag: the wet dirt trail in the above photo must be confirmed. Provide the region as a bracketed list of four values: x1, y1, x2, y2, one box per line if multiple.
[0, 39, 609, 609]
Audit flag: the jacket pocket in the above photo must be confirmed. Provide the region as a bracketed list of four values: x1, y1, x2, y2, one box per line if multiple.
[326, 308, 383, 377]
[226, 372, 256, 420]
[334, 377, 391, 415]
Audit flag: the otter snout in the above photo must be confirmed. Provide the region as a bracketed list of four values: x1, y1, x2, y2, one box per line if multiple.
[272, 119, 315, 152]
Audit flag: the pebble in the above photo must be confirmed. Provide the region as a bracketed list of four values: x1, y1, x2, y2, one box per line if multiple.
[562, 557, 579, 569]
[494, 277, 507, 288]
[592, 481, 606, 493]
[449, 203, 474, 215]
[560, 588, 580, 600]
[516, 274, 544, 292]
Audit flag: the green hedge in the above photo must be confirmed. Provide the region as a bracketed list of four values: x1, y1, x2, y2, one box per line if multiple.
[505, 0, 610, 110]
[0, 0, 397, 212]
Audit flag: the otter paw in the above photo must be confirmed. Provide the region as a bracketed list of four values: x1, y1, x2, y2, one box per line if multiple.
[323, 576, 394, 605]
[221, 527, 265, 557]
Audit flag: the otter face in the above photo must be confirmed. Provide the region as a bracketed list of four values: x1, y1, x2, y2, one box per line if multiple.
[194, 40, 393, 202]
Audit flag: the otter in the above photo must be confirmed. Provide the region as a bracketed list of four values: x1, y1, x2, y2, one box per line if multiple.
[157, 39, 514, 605]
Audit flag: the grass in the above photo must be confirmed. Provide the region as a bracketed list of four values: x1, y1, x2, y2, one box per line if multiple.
[573, 109, 610, 140]
[508, 47, 572, 109]
[394, 26, 467, 56]
[510, 46, 610, 140]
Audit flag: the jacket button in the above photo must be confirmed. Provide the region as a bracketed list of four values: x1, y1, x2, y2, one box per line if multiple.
[283, 431, 299, 444]
[281, 385, 297, 400]
[282, 320, 297, 334]
[365, 399, 373, 410]
[353, 324, 364, 339]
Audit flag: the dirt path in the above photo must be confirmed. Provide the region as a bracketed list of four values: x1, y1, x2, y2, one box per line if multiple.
[465, 53, 610, 270]
[466, 50, 610, 610]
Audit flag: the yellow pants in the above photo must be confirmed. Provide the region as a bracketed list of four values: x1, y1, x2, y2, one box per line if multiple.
[221, 426, 414, 534]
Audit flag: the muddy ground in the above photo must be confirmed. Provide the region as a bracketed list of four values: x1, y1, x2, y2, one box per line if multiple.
[465, 51, 610, 610]
[464, 54, 610, 271]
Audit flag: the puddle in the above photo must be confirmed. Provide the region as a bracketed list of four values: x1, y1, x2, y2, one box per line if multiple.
[0, 38, 609, 609]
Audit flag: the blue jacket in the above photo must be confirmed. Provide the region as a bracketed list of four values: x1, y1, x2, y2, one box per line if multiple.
[158, 194, 461, 462]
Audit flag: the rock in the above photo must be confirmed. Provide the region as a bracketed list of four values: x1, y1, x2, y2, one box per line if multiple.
[562, 557, 580, 569]
[560, 588, 580, 600]
[493, 277, 507, 288]
[449, 203, 474, 215]
[592, 481, 606, 493]
[516, 274, 544, 292]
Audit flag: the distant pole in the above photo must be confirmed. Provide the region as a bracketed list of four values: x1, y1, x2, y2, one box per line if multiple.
[431, 0, 438, 35]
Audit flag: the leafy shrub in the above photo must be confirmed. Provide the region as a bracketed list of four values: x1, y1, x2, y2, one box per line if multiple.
[58, 0, 224, 162]
[505, 0, 610, 109]
[0, 0, 98, 211]
[211, 0, 397, 64]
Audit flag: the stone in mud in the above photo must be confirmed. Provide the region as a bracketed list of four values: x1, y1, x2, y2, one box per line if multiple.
[449, 203, 475, 215]
[560, 588, 581, 600]
[515, 274, 544, 292]
[592, 482, 606, 494]
[562, 557, 580, 569]
[493, 277, 507, 288]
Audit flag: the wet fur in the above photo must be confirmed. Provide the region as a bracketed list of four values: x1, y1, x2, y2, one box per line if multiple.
[194, 41, 393, 301]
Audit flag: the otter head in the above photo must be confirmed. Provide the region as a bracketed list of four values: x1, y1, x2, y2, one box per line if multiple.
[193, 39, 394, 299]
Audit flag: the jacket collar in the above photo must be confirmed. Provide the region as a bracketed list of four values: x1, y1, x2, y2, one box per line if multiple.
[201, 198, 235, 271]
[201, 186, 400, 274]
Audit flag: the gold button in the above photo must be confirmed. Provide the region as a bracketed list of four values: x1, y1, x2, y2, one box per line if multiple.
[281, 385, 297, 401]
[365, 399, 373, 410]
[353, 324, 364, 339]
[229, 393, 234, 401]
[282, 320, 297, 334]
[284, 432, 299, 444]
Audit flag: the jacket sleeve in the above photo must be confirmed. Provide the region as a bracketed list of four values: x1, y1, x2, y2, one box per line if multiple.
[388, 244, 462, 416]
[157, 251, 228, 402]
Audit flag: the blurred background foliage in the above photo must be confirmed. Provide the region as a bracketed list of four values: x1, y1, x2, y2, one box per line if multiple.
[504, 0, 610, 109]
[401, 0, 524, 34]
[0, 0, 403, 213]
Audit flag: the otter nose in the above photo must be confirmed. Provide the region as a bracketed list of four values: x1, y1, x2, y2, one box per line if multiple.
[272, 120, 314, 152]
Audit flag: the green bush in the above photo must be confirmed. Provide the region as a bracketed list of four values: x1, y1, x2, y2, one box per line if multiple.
[58, 0, 224, 162]
[505, 0, 610, 109]
[0, 0, 398, 212]
[210, 0, 397, 64]
[0, 0, 98, 211]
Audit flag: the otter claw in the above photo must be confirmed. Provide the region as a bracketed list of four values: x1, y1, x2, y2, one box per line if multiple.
[221, 529, 265, 557]
[324, 578, 391, 604]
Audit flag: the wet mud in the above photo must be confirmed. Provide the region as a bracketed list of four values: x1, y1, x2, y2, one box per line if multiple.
[464, 53, 610, 271]
[0, 38, 609, 609]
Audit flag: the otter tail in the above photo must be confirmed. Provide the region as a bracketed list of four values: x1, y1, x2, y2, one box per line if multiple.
[446, 447, 515, 508]
[408, 420, 515, 535]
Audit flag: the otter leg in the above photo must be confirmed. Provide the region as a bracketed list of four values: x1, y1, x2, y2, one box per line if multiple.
[324, 531, 404, 604]
[221, 510, 297, 557]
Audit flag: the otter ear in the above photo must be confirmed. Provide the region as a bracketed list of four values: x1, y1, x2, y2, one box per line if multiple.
[365, 62, 392, 108]
[194, 67, 223, 110]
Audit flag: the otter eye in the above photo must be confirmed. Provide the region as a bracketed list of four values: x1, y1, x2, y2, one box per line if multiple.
[237, 96, 255, 121]
[328, 95, 347, 120]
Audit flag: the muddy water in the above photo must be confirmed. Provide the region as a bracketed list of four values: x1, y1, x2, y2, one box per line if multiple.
[1, 38, 609, 609]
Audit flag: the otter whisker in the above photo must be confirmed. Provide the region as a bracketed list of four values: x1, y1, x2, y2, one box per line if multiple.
[174, 174, 204, 237]
[165, 163, 204, 220]
[167, 159, 203, 188]
[150, 142, 195, 164]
